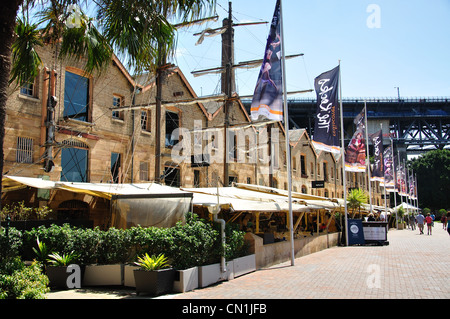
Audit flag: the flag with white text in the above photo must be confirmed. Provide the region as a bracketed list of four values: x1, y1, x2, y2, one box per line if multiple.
[311, 65, 341, 154]
[370, 130, 384, 182]
[383, 146, 395, 190]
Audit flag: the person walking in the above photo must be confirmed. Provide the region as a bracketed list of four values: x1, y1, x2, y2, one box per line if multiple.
[425, 213, 433, 235]
[416, 211, 425, 235]
[409, 213, 416, 231]
[441, 213, 447, 230]
[447, 212, 450, 236]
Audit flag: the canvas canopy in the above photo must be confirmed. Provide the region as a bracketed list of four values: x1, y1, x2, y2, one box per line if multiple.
[393, 202, 419, 214]
[2, 175, 193, 228]
[182, 184, 341, 212]
[183, 187, 311, 213]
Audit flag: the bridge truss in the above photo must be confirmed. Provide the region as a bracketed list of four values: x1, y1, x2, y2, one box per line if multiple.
[244, 97, 450, 156]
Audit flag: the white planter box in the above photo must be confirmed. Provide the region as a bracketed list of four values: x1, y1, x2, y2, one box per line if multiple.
[173, 266, 199, 293]
[223, 260, 234, 281]
[233, 254, 256, 278]
[198, 261, 234, 288]
[198, 263, 222, 288]
[123, 265, 140, 287]
[83, 264, 123, 286]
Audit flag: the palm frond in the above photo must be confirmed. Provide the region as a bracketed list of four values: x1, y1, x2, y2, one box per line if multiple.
[94, 0, 216, 74]
[96, 0, 175, 74]
[9, 18, 43, 86]
[59, 17, 113, 75]
[47, 251, 79, 266]
[134, 253, 170, 271]
[347, 188, 368, 211]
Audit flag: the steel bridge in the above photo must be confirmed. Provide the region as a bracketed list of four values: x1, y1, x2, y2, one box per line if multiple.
[243, 97, 450, 156]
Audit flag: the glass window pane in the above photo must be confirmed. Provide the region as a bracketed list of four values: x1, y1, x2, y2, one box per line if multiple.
[111, 152, 121, 183]
[60, 148, 88, 182]
[64, 71, 89, 121]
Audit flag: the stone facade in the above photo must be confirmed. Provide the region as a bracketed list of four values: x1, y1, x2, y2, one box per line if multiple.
[3, 43, 385, 227]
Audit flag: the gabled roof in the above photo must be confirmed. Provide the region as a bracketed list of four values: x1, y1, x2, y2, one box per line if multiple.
[113, 57, 211, 120]
[289, 128, 319, 157]
[207, 93, 252, 123]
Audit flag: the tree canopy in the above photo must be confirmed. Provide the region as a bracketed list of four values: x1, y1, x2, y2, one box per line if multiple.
[409, 149, 450, 211]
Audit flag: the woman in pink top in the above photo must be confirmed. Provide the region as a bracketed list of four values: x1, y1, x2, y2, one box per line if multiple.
[425, 213, 433, 235]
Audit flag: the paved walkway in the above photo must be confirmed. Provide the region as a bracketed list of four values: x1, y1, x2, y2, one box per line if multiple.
[46, 224, 450, 300]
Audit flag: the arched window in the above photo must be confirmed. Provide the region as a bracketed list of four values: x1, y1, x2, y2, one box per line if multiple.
[301, 185, 307, 194]
[57, 200, 89, 220]
[60, 139, 89, 182]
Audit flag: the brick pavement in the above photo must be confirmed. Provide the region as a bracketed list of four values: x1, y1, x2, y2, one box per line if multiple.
[46, 225, 450, 300]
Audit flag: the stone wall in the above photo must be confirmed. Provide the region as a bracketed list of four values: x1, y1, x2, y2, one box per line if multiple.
[244, 232, 340, 269]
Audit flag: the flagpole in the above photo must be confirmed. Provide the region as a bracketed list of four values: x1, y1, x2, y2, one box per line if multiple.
[380, 123, 387, 220]
[279, 0, 295, 266]
[415, 173, 419, 212]
[397, 150, 405, 222]
[364, 101, 373, 216]
[391, 137, 398, 228]
[338, 60, 348, 246]
[404, 159, 410, 217]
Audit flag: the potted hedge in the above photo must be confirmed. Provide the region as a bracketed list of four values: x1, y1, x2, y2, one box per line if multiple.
[169, 213, 217, 292]
[226, 227, 255, 278]
[123, 225, 170, 288]
[46, 251, 79, 289]
[83, 227, 131, 286]
[133, 253, 175, 296]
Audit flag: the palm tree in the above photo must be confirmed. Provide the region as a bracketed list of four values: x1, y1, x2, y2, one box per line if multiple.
[347, 188, 368, 218]
[0, 0, 216, 203]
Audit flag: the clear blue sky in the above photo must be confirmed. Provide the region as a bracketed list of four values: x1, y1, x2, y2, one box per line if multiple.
[171, 0, 450, 99]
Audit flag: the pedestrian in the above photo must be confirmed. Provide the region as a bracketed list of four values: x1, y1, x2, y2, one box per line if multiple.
[425, 213, 433, 235]
[447, 212, 450, 236]
[409, 213, 416, 231]
[441, 213, 447, 230]
[415, 211, 425, 235]
[431, 212, 435, 227]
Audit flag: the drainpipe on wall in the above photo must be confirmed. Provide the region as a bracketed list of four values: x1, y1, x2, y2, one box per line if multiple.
[214, 212, 226, 273]
[206, 202, 226, 273]
[206, 181, 227, 273]
[44, 69, 57, 173]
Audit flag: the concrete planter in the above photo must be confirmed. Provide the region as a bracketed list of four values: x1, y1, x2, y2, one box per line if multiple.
[233, 254, 256, 278]
[173, 266, 199, 293]
[198, 261, 234, 288]
[198, 263, 221, 288]
[123, 264, 140, 287]
[46, 266, 70, 289]
[134, 268, 175, 296]
[83, 264, 123, 286]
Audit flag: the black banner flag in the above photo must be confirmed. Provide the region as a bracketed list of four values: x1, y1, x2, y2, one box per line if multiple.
[312, 66, 340, 154]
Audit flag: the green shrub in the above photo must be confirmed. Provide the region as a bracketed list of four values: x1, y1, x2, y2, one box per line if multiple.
[0, 201, 51, 221]
[11, 213, 248, 269]
[127, 225, 174, 260]
[70, 227, 100, 264]
[0, 257, 49, 299]
[134, 253, 170, 271]
[224, 223, 248, 260]
[22, 224, 76, 260]
[95, 227, 132, 264]
[167, 213, 218, 269]
[0, 227, 23, 259]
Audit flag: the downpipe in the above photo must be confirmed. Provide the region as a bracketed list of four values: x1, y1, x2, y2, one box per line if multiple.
[213, 213, 226, 273]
